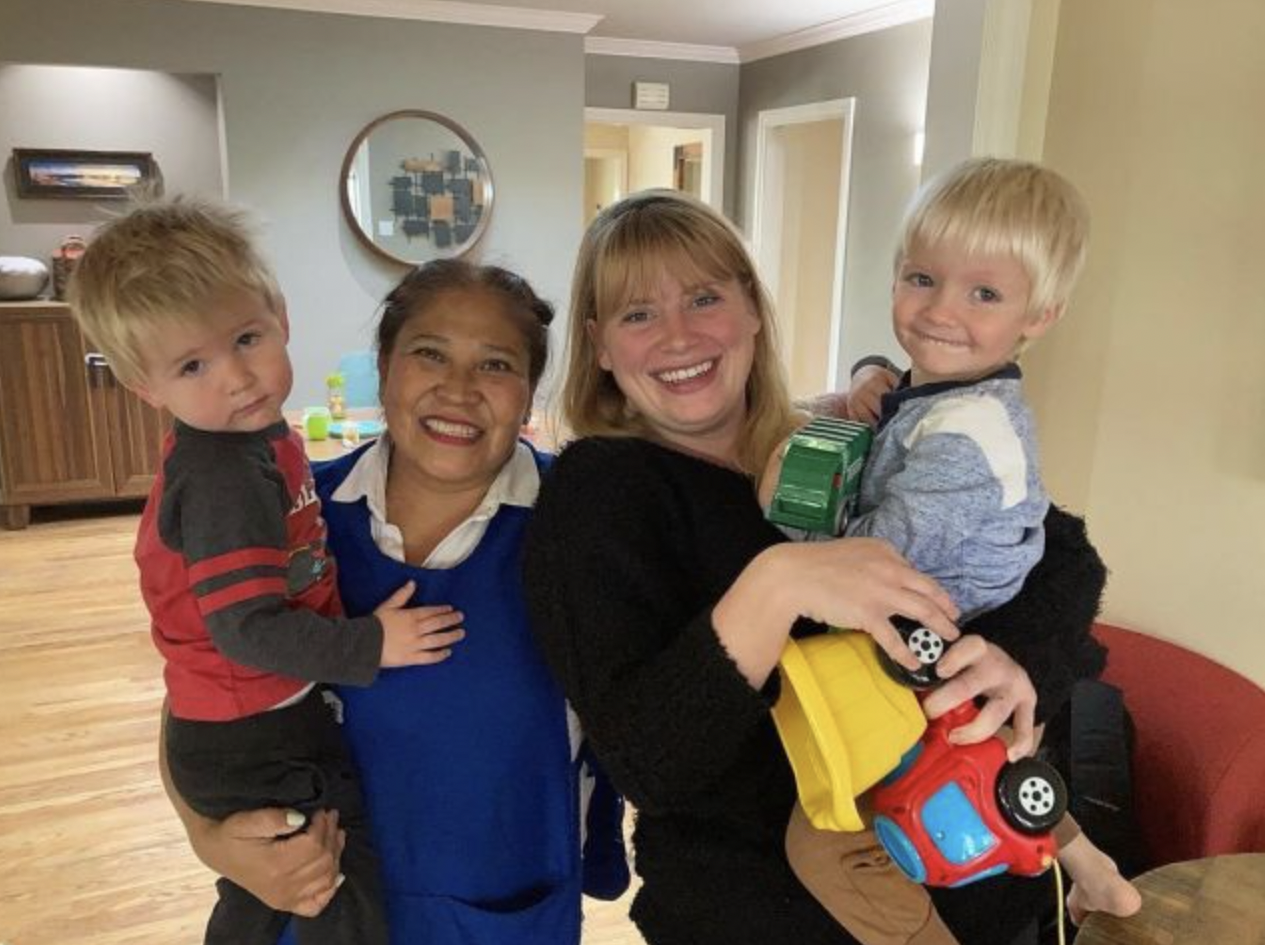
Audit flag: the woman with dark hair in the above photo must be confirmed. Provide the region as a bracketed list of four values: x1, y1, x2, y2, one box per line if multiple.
[163, 259, 627, 945]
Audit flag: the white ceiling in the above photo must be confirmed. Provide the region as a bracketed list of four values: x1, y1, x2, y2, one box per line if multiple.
[169, 0, 933, 61]
[463, 0, 915, 46]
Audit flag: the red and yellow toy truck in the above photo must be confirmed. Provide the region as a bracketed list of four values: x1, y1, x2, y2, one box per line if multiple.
[767, 419, 1068, 885]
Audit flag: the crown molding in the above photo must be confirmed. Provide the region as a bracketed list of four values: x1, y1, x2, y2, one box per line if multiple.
[170, 0, 930, 57]
[171, 0, 602, 33]
[584, 36, 739, 64]
[739, 0, 934, 63]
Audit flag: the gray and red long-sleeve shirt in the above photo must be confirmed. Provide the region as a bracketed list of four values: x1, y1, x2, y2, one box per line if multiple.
[137, 420, 382, 722]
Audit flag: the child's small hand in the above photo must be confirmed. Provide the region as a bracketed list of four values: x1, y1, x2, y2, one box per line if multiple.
[922, 635, 1036, 757]
[375, 580, 466, 668]
[846, 363, 899, 426]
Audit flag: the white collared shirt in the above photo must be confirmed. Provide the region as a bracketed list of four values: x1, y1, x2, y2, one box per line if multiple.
[329, 434, 540, 568]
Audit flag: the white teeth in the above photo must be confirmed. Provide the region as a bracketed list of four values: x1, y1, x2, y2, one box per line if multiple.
[657, 360, 714, 383]
[917, 333, 967, 349]
[423, 418, 480, 438]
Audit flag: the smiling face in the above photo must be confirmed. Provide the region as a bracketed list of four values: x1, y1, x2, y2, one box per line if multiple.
[379, 287, 534, 496]
[587, 267, 761, 463]
[130, 287, 292, 433]
[892, 240, 1059, 385]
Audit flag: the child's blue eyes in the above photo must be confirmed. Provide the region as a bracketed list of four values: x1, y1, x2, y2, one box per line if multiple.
[903, 273, 1002, 303]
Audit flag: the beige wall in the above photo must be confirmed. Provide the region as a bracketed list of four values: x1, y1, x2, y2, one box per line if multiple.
[627, 125, 709, 194]
[585, 123, 630, 152]
[1024, 0, 1265, 684]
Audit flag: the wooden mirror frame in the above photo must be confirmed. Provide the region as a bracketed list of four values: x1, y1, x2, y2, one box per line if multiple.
[339, 109, 495, 266]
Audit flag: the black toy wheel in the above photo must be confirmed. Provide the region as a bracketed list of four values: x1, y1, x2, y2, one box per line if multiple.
[832, 497, 849, 537]
[996, 758, 1068, 835]
[877, 619, 948, 689]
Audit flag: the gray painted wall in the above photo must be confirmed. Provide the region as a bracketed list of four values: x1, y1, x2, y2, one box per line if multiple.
[921, 0, 987, 177]
[585, 54, 739, 218]
[737, 21, 933, 381]
[0, 64, 223, 261]
[0, 0, 584, 406]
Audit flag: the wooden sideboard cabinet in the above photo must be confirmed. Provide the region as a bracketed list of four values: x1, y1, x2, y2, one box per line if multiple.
[0, 301, 169, 529]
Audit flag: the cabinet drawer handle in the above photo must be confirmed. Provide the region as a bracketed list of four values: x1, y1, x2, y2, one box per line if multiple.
[85, 352, 112, 388]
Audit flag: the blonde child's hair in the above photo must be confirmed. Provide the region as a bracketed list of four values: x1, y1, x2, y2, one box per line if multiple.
[69, 195, 283, 386]
[561, 189, 798, 475]
[897, 157, 1090, 324]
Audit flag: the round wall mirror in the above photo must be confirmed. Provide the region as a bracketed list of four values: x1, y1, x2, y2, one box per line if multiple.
[340, 109, 494, 266]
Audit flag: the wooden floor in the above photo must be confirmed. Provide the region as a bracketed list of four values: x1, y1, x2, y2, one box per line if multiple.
[0, 505, 642, 945]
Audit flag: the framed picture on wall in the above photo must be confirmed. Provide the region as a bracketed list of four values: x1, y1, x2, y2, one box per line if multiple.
[12, 148, 158, 199]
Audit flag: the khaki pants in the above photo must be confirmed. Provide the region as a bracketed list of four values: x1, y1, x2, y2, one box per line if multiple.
[785, 801, 961, 945]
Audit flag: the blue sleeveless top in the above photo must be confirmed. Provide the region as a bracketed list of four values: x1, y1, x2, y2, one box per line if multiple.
[282, 442, 583, 945]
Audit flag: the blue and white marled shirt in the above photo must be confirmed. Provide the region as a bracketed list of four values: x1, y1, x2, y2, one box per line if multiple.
[845, 364, 1048, 620]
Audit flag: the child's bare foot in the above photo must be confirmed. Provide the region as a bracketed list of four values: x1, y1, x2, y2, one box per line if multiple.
[1063, 847, 1143, 925]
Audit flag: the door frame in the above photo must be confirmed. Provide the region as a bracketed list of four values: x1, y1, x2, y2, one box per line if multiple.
[751, 98, 855, 391]
[584, 107, 726, 209]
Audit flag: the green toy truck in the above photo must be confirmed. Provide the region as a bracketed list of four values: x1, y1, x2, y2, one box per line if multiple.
[767, 416, 873, 536]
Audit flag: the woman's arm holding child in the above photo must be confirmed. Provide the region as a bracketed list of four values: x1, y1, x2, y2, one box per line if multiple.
[158, 703, 345, 917]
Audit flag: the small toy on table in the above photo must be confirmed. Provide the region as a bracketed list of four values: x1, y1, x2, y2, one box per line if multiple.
[325, 371, 347, 420]
[302, 405, 331, 441]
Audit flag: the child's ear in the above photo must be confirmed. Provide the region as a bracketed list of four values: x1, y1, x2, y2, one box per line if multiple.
[1023, 303, 1063, 341]
[275, 296, 290, 342]
[126, 380, 165, 410]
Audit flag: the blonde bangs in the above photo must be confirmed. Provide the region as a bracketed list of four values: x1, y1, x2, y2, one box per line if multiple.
[589, 211, 749, 326]
[69, 195, 283, 386]
[898, 158, 1089, 316]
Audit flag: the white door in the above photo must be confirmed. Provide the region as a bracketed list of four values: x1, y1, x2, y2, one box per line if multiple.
[752, 100, 855, 398]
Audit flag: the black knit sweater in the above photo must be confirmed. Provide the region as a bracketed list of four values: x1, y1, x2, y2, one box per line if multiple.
[524, 437, 1106, 945]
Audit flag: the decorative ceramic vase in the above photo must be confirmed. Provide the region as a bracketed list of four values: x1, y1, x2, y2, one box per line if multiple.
[0, 256, 50, 300]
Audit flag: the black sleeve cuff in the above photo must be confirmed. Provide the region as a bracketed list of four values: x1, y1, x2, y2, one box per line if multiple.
[851, 354, 903, 378]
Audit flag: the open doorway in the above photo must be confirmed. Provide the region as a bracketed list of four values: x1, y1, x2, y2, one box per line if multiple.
[751, 99, 855, 399]
[583, 107, 725, 226]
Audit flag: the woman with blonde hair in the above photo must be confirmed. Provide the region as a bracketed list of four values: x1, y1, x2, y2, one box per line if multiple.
[525, 189, 1107, 945]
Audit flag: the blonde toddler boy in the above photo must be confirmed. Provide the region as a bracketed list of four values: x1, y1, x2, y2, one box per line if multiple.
[70, 196, 465, 945]
[763, 158, 1141, 945]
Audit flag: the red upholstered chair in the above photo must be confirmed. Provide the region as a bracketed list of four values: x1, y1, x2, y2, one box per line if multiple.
[1093, 623, 1265, 867]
